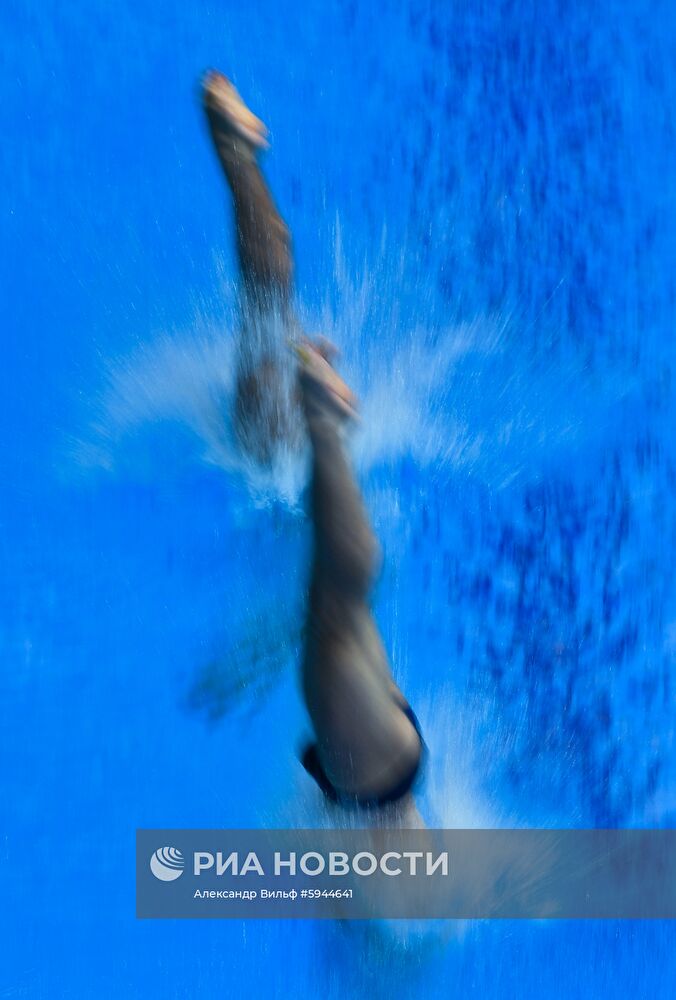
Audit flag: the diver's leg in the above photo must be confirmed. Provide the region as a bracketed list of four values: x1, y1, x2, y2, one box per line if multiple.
[202, 71, 292, 307]
[202, 71, 297, 459]
[299, 348, 421, 797]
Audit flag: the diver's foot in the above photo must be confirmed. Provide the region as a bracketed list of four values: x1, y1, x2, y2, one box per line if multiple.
[293, 337, 358, 425]
[202, 70, 270, 151]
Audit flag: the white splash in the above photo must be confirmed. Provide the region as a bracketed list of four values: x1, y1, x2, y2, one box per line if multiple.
[71, 248, 644, 504]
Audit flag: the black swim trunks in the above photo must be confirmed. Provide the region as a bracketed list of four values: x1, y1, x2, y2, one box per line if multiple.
[301, 703, 425, 810]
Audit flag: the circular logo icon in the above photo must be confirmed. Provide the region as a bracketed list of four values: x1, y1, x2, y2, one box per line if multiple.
[150, 846, 185, 881]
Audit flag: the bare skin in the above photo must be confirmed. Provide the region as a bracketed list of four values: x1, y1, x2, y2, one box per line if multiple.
[202, 72, 423, 811]
[203, 70, 299, 464]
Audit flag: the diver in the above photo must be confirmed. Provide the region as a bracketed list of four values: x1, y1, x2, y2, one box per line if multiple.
[202, 71, 425, 821]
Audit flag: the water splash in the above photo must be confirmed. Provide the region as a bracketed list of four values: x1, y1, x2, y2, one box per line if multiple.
[70, 247, 651, 507]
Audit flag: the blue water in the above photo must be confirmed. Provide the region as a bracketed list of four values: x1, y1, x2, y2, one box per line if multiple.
[3, 0, 676, 995]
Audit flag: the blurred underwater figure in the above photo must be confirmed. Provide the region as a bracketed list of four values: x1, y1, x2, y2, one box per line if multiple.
[202, 73, 424, 822]
[296, 340, 425, 823]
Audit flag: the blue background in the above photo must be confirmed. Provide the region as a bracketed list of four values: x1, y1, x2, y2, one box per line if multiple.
[2, 0, 676, 995]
